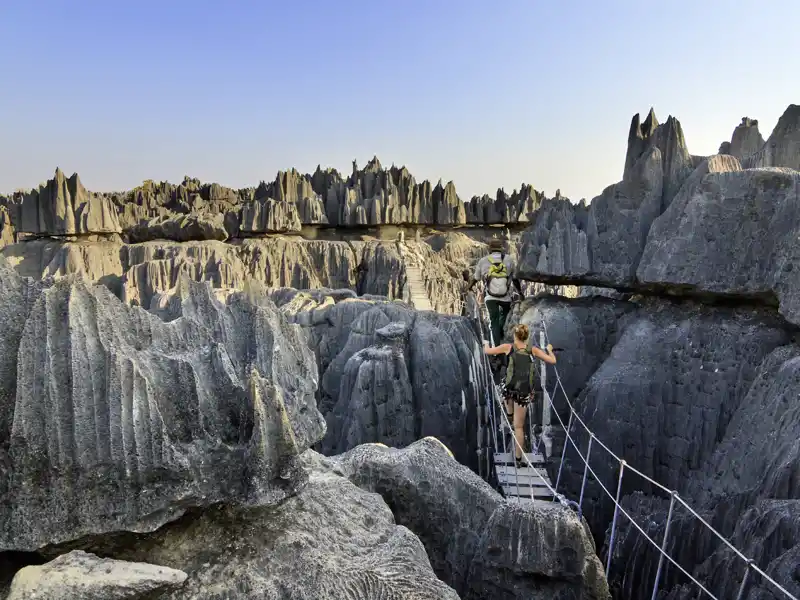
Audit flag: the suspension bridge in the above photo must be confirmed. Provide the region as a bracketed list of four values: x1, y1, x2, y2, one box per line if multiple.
[462, 291, 798, 600]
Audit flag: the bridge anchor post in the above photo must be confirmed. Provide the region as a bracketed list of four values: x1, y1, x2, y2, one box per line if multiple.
[650, 491, 677, 600]
[605, 460, 626, 576]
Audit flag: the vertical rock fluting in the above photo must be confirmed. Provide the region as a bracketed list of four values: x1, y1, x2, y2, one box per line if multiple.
[272, 293, 491, 471]
[741, 104, 800, 171]
[0, 270, 326, 552]
[515, 294, 799, 599]
[17, 169, 122, 236]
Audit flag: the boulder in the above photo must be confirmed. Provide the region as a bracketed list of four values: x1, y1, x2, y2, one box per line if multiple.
[6, 550, 187, 600]
[331, 438, 610, 600]
[0, 269, 325, 551]
[637, 168, 800, 326]
[96, 452, 461, 599]
[126, 213, 229, 243]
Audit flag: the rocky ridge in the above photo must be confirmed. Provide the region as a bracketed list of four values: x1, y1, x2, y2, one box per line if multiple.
[501, 102, 800, 598]
[0, 157, 549, 249]
[515, 103, 800, 328]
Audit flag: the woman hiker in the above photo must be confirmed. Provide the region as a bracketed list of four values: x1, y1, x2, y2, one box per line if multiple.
[483, 324, 556, 466]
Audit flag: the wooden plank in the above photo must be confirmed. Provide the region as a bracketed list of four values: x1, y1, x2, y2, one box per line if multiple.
[493, 452, 547, 465]
[497, 473, 552, 487]
[496, 471, 552, 486]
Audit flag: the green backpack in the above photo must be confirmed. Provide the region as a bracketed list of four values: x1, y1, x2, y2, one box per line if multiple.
[505, 347, 537, 395]
[485, 254, 510, 297]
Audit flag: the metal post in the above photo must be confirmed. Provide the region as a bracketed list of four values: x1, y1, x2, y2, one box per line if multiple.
[511, 409, 521, 502]
[578, 434, 594, 515]
[539, 330, 550, 428]
[553, 411, 574, 500]
[650, 492, 677, 600]
[734, 561, 752, 600]
[605, 461, 626, 575]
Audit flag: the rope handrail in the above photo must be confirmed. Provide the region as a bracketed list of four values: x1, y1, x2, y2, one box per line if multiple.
[536, 317, 798, 600]
[471, 297, 568, 505]
[463, 285, 797, 600]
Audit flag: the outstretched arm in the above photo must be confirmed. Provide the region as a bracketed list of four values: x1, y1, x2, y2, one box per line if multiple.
[483, 342, 512, 356]
[531, 343, 557, 364]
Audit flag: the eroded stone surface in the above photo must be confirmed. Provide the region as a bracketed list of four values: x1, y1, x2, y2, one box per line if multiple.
[272, 292, 490, 470]
[331, 438, 610, 600]
[638, 168, 800, 325]
[16, 169, 122, 236]
[518, 294, 798, 599]
[0, 266, 325, 551]
[6, 550, 187, 600]
[100, 453, 461, 600]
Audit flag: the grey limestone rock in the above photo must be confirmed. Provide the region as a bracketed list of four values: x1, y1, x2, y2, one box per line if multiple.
[516, 150, 660, 287]
[726, 117, 766, 163]
[331, 438, 610, 600]
[561, 301, 789, 534]
[638, 168, 800, 326]
[608, 343, 800, 599]
[6, 550, 187, 600]
[17, 169, 122, 236]
[126, 213, 229, 243]
[465, 184, 542, 224]
[521, 295, 798, 598]
[99, 452, 460, 600]
[0, 270, 325, 551]
[516, 108, 694, 288]
[240, 197, 303, 233]
[742, 104, 800, 171]
[624, 108, 693, 210]
[274, 294, 491, 471]
[113, 177, 244, 237]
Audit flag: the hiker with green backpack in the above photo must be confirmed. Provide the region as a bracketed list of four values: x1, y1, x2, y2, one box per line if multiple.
[467, 239, 522, 345]
[484, 323, 557, 465]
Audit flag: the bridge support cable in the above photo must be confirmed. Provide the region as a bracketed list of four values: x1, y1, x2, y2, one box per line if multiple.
[536, 318, 799, 600]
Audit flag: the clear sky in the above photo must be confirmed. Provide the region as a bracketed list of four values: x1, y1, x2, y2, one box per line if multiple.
[1, 0, 798, 202]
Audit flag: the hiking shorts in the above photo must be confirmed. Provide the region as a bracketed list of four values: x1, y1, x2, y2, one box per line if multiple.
[505, 389, 542, 409]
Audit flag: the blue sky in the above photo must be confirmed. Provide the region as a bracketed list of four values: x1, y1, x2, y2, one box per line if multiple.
[1, 0, 798, 201]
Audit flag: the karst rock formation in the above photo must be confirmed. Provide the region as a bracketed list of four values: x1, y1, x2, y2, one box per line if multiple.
[1, 103, 799, 600]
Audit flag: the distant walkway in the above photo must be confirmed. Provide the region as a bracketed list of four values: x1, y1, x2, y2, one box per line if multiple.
[398, 238, 434, 312]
